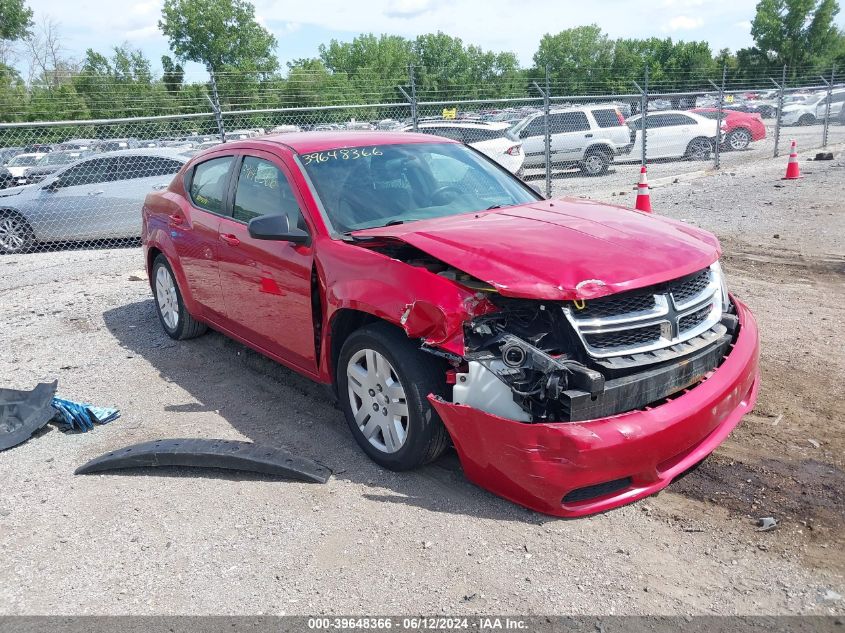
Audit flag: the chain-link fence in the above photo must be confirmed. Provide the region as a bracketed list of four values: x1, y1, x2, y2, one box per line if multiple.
[0, 64, 842, 254]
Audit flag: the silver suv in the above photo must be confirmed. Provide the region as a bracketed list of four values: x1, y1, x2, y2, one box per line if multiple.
[508, 105, 633, 175]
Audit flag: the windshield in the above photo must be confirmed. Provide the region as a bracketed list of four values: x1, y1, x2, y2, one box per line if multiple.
[8, 155, 38, 166]
[39, 152, 77, 166]
[299, 142, 540, 234]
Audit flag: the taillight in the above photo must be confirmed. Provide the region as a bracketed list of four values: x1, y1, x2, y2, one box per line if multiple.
[615, 108, 626, 125]
[505, 145, 521, 156]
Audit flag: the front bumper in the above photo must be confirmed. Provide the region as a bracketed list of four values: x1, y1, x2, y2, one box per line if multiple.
[430, 297, 760, 517]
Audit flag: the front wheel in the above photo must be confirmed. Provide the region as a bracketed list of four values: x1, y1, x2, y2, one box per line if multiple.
[685, 137, 712, 160]
[0, 211, 34, 254]
[337, 322, 450, 471]
[151, 255, 207, 340]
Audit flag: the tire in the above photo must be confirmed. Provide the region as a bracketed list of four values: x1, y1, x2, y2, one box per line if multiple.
[151, 254, 207, 340]
[725, 128, 752, 151]
[685, 137, 712, 161]
[337, 322, 450, 471]
[0, 211, 34, 254]
[579, 149, 610, 176]
[798, 114, 816, 126]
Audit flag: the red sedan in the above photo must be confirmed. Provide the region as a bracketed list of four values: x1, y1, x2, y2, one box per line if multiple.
[692, 108, 767, 151]
[142, 131, 760, 517]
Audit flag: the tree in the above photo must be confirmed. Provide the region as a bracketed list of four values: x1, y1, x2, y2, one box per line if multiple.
[159, 0, 278, 75]
[750, 0, 842, 73]
[533, 26, 614, 93]
[0, 0, 33, 41]
[161, 55, 184, 94]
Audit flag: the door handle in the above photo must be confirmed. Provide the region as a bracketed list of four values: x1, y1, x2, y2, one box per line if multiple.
[88, 190, 103, 196]
[168, 214, 184, 226]
[220, 233, 240, 246]
[585, 133, 593, 138]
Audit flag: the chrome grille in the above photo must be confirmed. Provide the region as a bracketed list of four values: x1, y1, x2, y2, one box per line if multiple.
[563, 263, 724, 359]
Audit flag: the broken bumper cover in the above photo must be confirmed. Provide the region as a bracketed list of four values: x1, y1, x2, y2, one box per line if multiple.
[430, 298, 760, 517]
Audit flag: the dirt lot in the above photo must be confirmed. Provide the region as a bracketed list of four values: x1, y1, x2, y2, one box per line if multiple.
[0, 146, 843, 616]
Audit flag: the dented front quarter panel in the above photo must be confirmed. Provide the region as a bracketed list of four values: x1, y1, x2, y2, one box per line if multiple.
[314, 237, 495, 378]
[429, 298, 761, 517]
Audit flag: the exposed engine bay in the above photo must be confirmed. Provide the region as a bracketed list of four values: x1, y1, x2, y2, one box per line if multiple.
[359, 237, 738, 424]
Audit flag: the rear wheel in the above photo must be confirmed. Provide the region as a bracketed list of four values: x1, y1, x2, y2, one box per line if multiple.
[579, 149, 610, 176]
[685, 137, 712, 160]
[726, 128, 752, 151]
[151, 255, 207, 340]
[337, 322, 450, 471]
[0, 211, 34, 254]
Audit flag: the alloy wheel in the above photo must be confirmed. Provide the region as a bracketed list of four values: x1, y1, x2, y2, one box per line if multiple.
[729, 129, 751, 150]
[583, 154, 605, 175]
[0, 215, 29, 253]
[346, 349, 409, 454]
[688, 138, 711, 160]
[155, 265, 180, 331]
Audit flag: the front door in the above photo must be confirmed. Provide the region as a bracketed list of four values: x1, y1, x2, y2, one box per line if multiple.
[217, 152, 316, 373]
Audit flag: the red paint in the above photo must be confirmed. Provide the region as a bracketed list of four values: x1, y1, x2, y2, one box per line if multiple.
[142, 132, 760, 517]
[692, 108, 767, 142]
[430, 299, 760, 517]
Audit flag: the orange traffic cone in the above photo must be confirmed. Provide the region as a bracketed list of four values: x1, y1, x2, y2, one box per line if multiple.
[635, 165, 652, 212]
[782, 140, 802, 180]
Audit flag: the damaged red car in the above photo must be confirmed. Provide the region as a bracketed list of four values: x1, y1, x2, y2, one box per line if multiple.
[142, 131, 760, 517]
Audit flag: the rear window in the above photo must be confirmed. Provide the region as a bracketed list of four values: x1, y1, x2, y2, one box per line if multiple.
[189, 156, 233, 214]
[592, 109, 622, 128]
[461, 128, 507, 143]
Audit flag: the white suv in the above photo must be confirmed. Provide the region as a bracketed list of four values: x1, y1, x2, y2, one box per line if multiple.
[404, 120, 525, 175]
[506, 106, 633, 175]
[781, 88, 845, 126]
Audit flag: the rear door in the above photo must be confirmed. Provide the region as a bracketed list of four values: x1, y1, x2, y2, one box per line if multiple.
[174, 154, 235, 321]
[216, 151, 316, 372]
[548, 111, 592, 162]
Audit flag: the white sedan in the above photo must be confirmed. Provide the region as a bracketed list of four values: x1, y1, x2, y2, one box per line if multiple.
[403, 121, 525, 175]
[622, 111, 720, 161]
[5, 153, 47, 185]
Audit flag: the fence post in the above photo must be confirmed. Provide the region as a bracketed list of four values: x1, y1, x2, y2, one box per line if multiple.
[771, 65, 786, 158]
[633, 66, 649, 167]
[821, 66, 835, 148]
[531, 67, 552, 199]
[398, 65, 419, 132]
[709, 65, 727, 169]
[207, 69, 226, 142]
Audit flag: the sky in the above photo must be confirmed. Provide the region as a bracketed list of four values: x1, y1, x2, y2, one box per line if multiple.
[12, 0, 845, 78]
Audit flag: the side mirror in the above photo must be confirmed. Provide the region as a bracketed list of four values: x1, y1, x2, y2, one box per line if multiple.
[248, 214, 309, 244]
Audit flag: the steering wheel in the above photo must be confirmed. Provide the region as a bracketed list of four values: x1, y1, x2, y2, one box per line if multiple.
[430, 185, 464, 205]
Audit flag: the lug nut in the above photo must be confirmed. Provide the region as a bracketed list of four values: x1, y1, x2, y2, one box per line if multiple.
[382, 408, 388, 416]
[368, 389, 375, 397]
[376, 384, 383, 392]
[372, 403, 379, 411]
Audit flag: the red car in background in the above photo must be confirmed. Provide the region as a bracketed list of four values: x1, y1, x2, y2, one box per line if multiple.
[692, 108, 767, 151]
[142, 131, 760, 517]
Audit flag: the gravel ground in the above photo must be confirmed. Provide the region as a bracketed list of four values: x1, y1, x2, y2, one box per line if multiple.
[0, 147, 843, 616]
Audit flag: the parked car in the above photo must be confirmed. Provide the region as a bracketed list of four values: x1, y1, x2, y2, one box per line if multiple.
[781, 88, 845, 126]
[22, 143, 54, 154]
[55, 139, 97, 151]
[140, 131, 759, 517]
[5, 153, 46, 185]
[0, 148, 190, 253]
[403, 120, 525, 175]
[21, 149, 95, 185]
[0, 147, 23, 165]
[0, 166, 13, 189]
[691, 109, 766, 151]
[623, 111, 720, 161]
[93, 138, 140, 152]
[271, 125, 303, 134]
[507, 105, 632, 175]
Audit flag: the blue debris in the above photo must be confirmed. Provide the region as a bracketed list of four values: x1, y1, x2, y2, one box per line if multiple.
[51, 397, 120, 432]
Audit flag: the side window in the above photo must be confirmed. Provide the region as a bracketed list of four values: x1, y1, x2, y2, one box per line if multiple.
[549, 112, 590, 133]
[189, 156, 233, 214]
[592, 109, 621, 128]
[233, 156, 306, 230]
[647, 115, 671, 128]
[59, 158, 114, 187]
[672, 114, 696, 126]
[522, 117, 547, 137]
[830, 92, 845, 104]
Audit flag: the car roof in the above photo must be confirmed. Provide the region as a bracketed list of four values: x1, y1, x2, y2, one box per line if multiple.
[210, 131, 460, 155]
[11, 152, 44, 159]
[91, 147, 192, 159]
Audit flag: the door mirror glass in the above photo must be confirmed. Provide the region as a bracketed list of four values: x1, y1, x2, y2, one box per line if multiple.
[247, 213, 309, 244]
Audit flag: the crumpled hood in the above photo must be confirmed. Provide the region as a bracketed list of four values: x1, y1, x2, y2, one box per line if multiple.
[352, 198, 721, 300]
